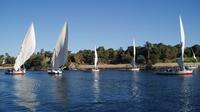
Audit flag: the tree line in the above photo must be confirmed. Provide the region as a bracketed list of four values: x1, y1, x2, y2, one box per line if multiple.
[0, 42, 199, 70]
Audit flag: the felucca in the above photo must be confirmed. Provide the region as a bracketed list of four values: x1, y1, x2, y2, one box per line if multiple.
[47, 22, 68, 74]
[5, 23, 36, 74]
[157, 15, 193, 75]
[92, 46, 99, 72]
[131, 39, 140, 71]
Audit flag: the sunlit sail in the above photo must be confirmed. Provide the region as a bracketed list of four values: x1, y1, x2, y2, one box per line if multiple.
[6, 23, 36, 74]
[48, 22, 68, 74]
[92, 46, 99, 72]
[156, 15, 193, 75]
[131, 39, 140, 71]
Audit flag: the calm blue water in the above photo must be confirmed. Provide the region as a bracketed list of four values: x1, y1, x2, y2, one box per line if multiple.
[1, 69, 200, 112]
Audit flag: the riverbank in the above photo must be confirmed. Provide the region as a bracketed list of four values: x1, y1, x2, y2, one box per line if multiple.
[0, 63, 199, 70]
[77, 64, 133, 70]
[153, 62, 200, 68]
[0, 66, 12, 70]
[70, 63, 200, 70]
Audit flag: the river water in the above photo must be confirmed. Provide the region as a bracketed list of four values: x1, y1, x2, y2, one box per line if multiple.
[0, 69, 200, 112]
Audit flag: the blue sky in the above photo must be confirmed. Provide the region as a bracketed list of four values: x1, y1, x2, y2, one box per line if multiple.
[0, 0, 199, 56]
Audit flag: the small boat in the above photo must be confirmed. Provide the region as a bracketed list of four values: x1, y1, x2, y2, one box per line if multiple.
[48, 22, 68, 74]
[131, 67, 140, 71]
[92, 46, 100, 72]
[156, 15, 193, 75]
[5, 23, 36, 75]
[5, 68, 26, 74]
[47, 68, 62, 74]
[92, 69, 100, 72]
[156, 67, 193, 75]
[130, 39, 140, 72]
[186, 65, 198, 70]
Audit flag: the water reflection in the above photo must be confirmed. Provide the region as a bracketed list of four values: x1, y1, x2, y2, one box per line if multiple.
[179, 76, 192, 112]
[93, 72, 100, 102]
[192, 69, 200, 75]
[14, 75, 39, 112]
[131, 72, 140, 100]
[51, 74, 68, 111]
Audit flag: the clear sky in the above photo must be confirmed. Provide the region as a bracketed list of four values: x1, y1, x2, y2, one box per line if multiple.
[0, 0, 199, 56]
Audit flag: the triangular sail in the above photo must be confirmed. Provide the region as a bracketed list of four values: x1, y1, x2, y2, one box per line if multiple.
[2, 58, 5, 64]
[131, 39, 137, 67]
[51, 49, 56, 68]
[14, 23, 36, 71]
[191, 48, 198, 62]
[179, 16, 185, 62]
[178, 15, 185, 70]
[94, 46, 98, 69]
[51, 22, 68, 69]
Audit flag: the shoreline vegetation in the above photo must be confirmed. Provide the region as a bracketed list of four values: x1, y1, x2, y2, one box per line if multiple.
[0, 63, 199, 70]
[69, 63, 200, 70]
[0, 42, 200, 71]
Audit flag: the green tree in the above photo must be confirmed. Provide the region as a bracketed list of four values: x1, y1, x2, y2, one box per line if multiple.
[5, 53, 15, 64]
[107, 48, 116, 64]
[137, 55, 146, 64]
[97, 46, 109, 63]
[0, 55, 4, 65]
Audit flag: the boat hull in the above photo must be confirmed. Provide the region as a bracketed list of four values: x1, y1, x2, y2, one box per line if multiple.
[175, 70, 193, 75]
[47, 69, 62, 74]
[186, 65, 198, 70]
[156, 70, 193, 75]
[5, 69, 26, 75]
[92, 69, 100, 72]
[130, 68, 140, 72]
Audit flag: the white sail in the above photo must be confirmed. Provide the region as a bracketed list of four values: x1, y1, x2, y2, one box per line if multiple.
[51, 22, 68, 69]
[193, 54, 198, 62]
[178, 15, 185, 69]
[94, 46, 98, 69]
[14, 23, 36, 71]
[2, 58, 5, 65]
[191, 48, 198, 62]
[179, 16, 185, 61]
[132, 39, 136, 67]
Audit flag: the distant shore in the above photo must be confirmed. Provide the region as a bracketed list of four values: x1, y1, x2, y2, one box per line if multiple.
[0, 66, 12, 70]
[153, 62, 200, 68]
[0, 63, 199, 70]
[77, 64, 133, 70]
[70, 62, 200, 70]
